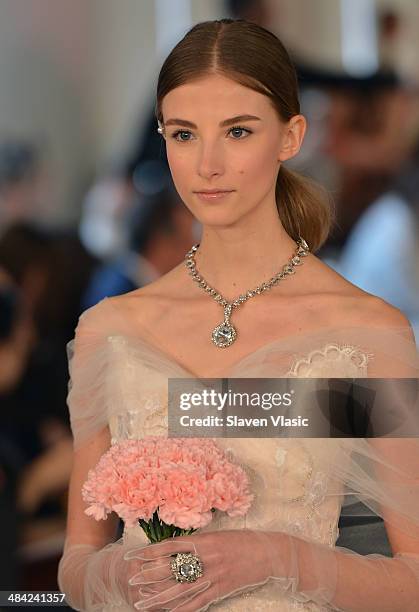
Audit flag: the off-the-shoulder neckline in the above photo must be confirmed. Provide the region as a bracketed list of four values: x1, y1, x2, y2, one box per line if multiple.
[100, 298, 395, 379]
[105, 331, 294, 378]
[105, 331, 376, 379]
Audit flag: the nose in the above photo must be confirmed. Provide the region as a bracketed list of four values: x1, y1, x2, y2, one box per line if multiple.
[196, 141, 225, 180]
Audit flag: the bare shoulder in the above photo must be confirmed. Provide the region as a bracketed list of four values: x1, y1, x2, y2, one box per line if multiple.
[310, 291, 407, 332]
[332, 287, 415, 343]
[307, 255, 414, 333]
[106, 263, 187, 325]
[354, 294, 415, 337]
[361, 296, 412, 326]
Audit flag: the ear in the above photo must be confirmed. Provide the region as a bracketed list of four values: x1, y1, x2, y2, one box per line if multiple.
[278, 115, 307, 162]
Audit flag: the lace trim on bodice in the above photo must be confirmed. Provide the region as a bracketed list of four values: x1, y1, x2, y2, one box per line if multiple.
[286, 342, 374, 377]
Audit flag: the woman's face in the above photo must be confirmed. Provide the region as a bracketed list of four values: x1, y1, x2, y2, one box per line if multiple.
[161, 73, 305, 227]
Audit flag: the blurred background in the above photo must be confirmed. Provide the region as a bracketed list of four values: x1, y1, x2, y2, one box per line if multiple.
[0, 0, 418, 608]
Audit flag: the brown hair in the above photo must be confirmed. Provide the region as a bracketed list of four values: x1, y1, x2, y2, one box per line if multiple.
[155, 18, 335, 252]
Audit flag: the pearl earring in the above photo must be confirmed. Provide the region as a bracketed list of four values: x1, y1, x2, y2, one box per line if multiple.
[157, 120, 164, 135]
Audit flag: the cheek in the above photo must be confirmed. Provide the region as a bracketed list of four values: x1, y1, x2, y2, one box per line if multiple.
[166, 149, 192, 199]
[166, 148, 187, 181]
[233, 145, 278, 187]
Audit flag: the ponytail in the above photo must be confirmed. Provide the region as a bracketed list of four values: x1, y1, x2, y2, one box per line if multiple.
[276, 165, 336, 253]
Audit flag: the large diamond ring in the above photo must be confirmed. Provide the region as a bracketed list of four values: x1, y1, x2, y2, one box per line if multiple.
[170, 552, 204, 582]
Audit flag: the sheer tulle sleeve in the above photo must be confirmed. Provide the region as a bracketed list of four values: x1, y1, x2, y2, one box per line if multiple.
[65, 299, 113, 452]
[57, 299, 147, 611]
[64, 297, 175, 452]
[278, 323, 419, 610]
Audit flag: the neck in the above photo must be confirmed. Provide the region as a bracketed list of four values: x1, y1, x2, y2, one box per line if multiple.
[192, 219, 300, 303]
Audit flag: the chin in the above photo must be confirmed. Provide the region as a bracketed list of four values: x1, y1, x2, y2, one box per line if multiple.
[192, 207, 238, 223]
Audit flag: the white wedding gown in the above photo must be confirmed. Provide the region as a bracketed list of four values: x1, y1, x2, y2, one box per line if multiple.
[59, 296, 419, 611]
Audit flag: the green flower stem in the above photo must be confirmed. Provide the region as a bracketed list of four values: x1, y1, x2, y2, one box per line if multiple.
[155, 514, 162, 540]
[149, 519, 158, 542]
[138, 513, 199, 543]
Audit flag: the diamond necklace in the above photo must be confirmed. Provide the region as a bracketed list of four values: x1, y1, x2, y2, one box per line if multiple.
[184, 236, 310, 348]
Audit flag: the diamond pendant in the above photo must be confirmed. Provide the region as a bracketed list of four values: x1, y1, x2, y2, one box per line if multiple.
[212, 304, 237, 348]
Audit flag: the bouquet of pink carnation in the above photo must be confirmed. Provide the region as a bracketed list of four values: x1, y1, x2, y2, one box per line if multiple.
[82, 436, 254, 543]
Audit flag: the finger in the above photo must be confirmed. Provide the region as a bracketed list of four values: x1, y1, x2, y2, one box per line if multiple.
[138, 585, 159, 597]
[133, 579, 211, 611]
[135, 582, 211, 611]
[142, 558, 171, 578]
[124, 538, 199, 561]
[165, 583, 215, 612]
[129, 559, 171, 585]
[138, 575, 173, 594]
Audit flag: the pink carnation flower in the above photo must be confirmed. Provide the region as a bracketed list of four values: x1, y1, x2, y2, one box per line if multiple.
[82, 436, 254, 539]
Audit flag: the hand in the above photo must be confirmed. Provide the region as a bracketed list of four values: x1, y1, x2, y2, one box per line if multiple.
[123, 529, 276, 611]
[59, 539, 165, 611]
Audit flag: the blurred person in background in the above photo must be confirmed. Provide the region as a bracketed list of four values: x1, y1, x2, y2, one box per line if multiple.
[0, 222, 96, 459]
[0, 221, 97, 592]
[320, 70, 419, 342]
[0, 264, 35, 589]
[80, 166, 197, 309]
[0, 139, 50, 235]
[284, 6, 419, 341]
[319, 72, 416, 246]
[78, 164, 134, 262]
[0, 224, 62, 506]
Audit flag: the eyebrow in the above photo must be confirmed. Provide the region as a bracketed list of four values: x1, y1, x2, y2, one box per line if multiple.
[164, 114, 262, 129]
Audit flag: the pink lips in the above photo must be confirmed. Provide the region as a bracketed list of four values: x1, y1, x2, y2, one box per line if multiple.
[194, 190, 234, 201]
